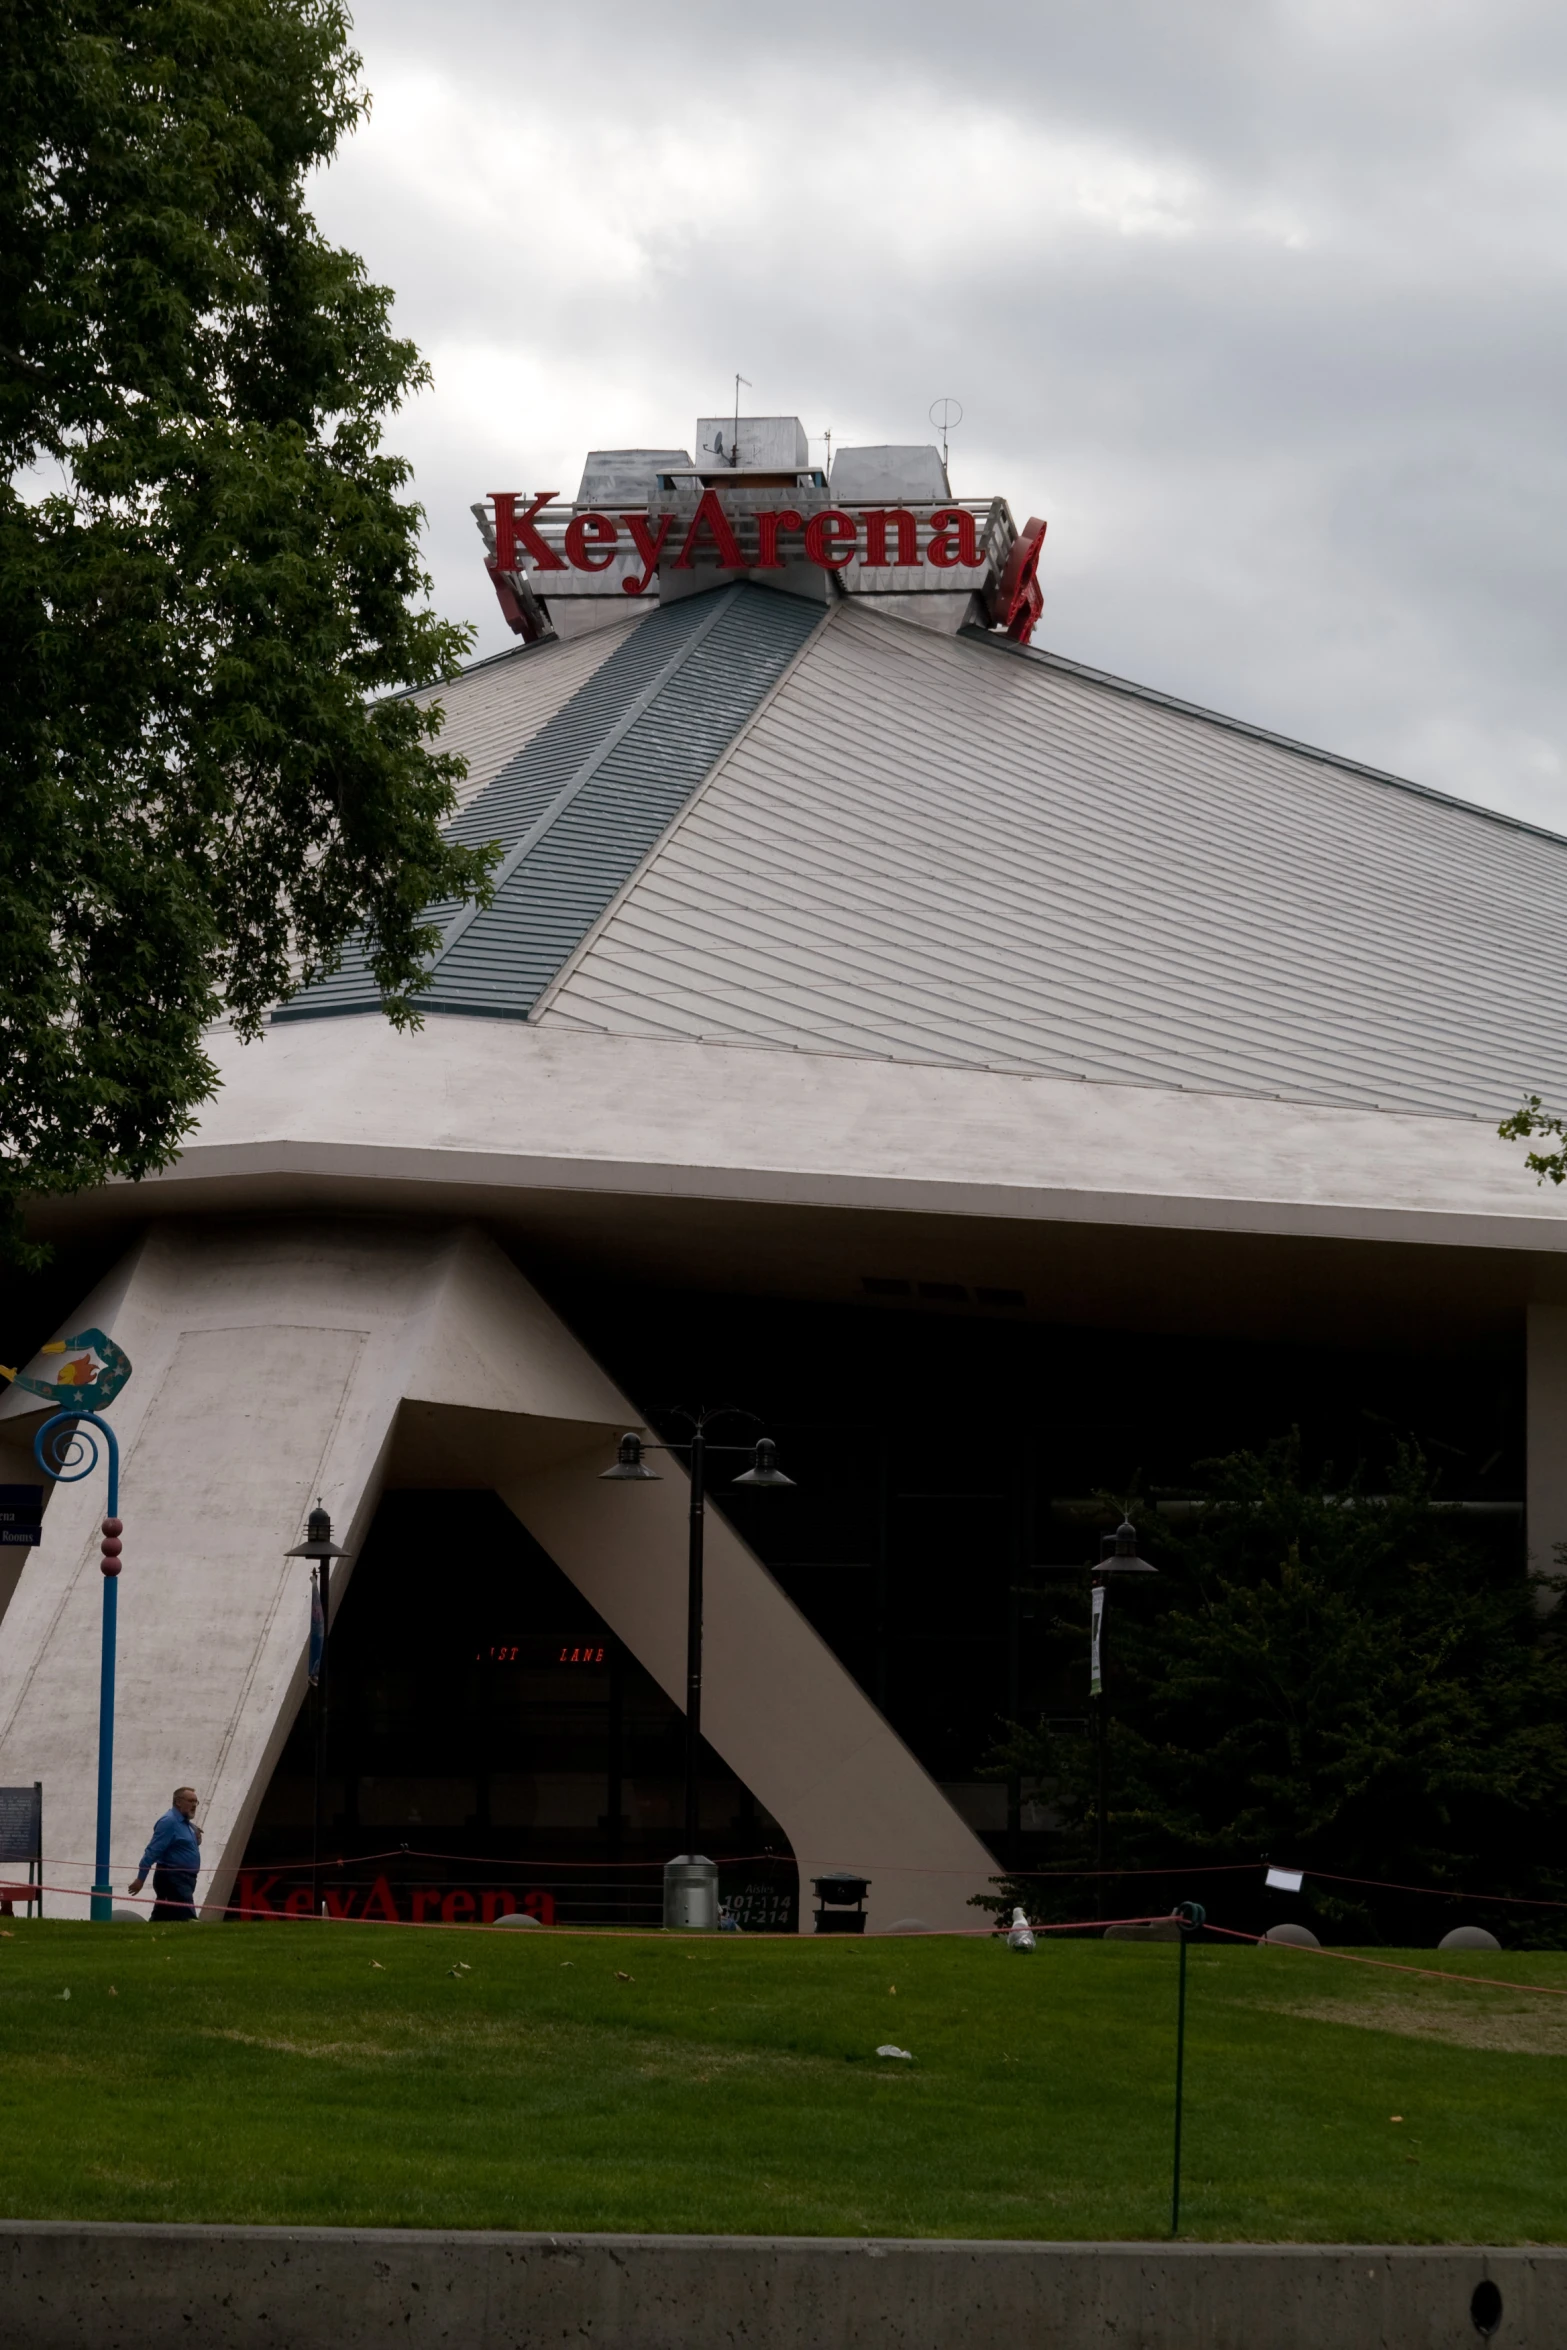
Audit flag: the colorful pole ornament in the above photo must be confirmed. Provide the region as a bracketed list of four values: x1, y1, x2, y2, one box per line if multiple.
[1, 1328, 132, 1413]
[20, 1331, 133, 1924]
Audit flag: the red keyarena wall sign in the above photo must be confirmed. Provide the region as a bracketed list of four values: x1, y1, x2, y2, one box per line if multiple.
[489, 488, 1046, 638]
[231, 1873, 556, 1926]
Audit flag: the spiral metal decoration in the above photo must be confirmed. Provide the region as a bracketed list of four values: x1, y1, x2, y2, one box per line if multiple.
[34, 1410, 103, 1486]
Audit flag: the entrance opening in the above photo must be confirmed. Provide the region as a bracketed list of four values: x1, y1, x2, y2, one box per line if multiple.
[239, 1489, 797, 1929]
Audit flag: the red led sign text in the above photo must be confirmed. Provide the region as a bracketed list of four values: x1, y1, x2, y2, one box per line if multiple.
[474, 1638, 608, 1666]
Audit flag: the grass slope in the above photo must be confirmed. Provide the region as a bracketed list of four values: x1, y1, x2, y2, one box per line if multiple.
[1, 1922, 1564, 2242]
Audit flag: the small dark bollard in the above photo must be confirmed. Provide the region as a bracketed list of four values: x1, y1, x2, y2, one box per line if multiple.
[812, 1872, 870, 1933]
[1171, 1900, 1207, 2235]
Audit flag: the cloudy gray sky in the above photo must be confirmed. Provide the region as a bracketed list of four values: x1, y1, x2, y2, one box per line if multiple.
[316, 1, 1567, 825]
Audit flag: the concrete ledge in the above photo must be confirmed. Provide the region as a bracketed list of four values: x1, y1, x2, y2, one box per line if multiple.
[3, 2222, 1562, 2349]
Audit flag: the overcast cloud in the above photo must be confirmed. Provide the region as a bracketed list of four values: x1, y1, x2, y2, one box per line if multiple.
[314, 1, 1567, 825]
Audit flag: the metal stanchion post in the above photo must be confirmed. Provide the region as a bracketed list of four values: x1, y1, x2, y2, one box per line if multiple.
[1170, 1899, 1207, 2234]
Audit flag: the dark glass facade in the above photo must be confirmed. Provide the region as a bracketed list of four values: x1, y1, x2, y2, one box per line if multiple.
[243, 1280, 1522, 1923]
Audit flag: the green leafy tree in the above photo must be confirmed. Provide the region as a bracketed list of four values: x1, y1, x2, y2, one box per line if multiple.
[1, 0, 496, 1262]
[1500, 1097, 1567, 1185]
[983, 1441, 1567, 1941]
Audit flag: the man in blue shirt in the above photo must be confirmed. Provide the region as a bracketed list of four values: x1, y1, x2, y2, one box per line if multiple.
[130, 1787, 203, 1921]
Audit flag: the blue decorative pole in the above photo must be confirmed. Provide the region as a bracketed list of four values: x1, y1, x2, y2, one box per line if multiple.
[2, 1328, 135, 1925]
[33, 1408, 123, 1922]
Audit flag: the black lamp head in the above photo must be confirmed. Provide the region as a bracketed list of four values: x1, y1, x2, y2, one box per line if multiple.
[731, 1436, 795, 1488]
[601, 1431, 661, 1481]
[1094, 1518, 1157, 1575]
[285, 1498, 351, 1560]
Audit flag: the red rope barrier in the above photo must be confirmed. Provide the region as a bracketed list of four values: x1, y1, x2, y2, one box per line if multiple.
[1202, 1920, 1567, 2000]
[31, 1847, 786, 1876]
[25, 1850, 1567, 1912]
[13, 1882, 1179, 1939]
[19, 1884, 1567, 1983]
[1305, 1867, 1567, 1912]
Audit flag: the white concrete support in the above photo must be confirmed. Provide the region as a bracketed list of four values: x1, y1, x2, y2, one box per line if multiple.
[1526, 1303, 1567, 1592]
[504, 1460, 992, 1930]
[0, 1219, 992, 1927]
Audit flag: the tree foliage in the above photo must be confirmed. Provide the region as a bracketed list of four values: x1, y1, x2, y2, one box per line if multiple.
[985, 1440, 1567, 1940]
[1499, 1096, 1567, 1186]
[0, 0, 495, 1261]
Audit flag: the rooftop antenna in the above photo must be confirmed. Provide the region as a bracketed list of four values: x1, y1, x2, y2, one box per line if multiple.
[822, 425, 832, 482]
[730, 372, 751, 467]
[929, 396, 963, 482]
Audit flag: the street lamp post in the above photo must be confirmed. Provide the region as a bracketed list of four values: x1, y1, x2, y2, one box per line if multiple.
[601, 1414, 793, 1913]
[286, 1503, 352, 1917]
[1091, 1519, 1158, 1902]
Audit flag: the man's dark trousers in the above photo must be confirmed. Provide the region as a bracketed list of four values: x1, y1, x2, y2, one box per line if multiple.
[150, 1867, 197, 1921]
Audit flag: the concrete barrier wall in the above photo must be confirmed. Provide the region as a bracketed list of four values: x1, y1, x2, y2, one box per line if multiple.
[4, 2223, 1563, 2350]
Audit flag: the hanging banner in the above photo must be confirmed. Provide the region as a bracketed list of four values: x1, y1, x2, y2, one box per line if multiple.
[1090, 1584, 1106, 1698]
[308, 1568, 325, 1687]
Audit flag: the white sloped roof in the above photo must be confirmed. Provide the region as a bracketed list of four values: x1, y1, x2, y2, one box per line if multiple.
[535, 602, 1567, 1122]
[402, 610, 647, 816]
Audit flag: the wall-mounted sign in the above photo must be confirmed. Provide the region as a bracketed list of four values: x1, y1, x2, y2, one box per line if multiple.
[0, 1486, 45, 1548]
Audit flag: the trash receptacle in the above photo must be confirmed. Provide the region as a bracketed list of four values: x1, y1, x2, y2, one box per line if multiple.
[812, 1870, 870, 1933]
[663, 1853, 719, 1932]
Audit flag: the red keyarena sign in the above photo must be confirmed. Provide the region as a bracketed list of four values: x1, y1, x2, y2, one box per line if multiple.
[232, 1872, 556, 1926]
[488, 487, 1046, 640]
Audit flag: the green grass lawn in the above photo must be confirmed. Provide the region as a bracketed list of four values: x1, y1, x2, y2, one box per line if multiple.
[2, 1920, 1564, 2241]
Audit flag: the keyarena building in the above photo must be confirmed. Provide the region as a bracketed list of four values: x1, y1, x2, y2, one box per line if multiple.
[4, 414, 1567, 1930]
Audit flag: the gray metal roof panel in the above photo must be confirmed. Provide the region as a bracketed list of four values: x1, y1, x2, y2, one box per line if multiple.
[273, 617, 647, 1019]
[278, 586, 823, 1025]
[426, 587, 824, 1016]
[964, 624, 1567, 850]
[538, 602, 1567, 1121]
[402, 615, 645, 817]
